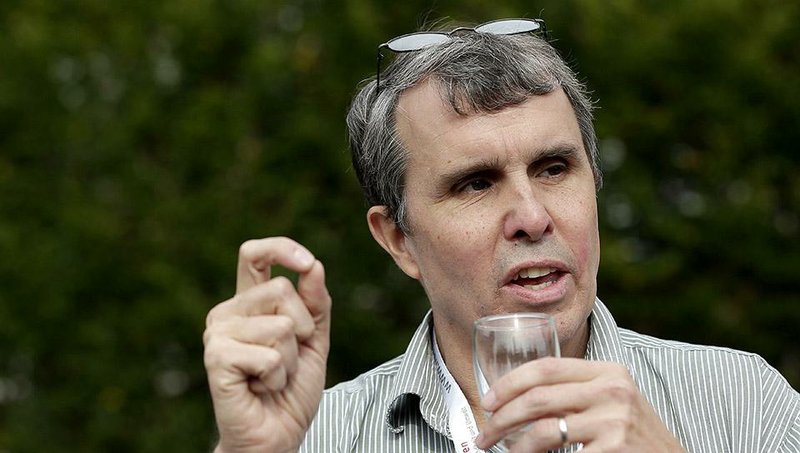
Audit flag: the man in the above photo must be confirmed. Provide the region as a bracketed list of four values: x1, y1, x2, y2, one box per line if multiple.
[203, 19, 800, 452]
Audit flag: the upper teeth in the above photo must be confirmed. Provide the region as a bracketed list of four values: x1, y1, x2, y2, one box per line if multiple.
[516, 267, 556, 280]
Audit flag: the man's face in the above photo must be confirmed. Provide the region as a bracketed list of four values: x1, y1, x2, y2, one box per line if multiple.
[393, 81, 600, 357]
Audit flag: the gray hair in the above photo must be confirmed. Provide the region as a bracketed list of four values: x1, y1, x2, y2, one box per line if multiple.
[346, 28, 602, 233]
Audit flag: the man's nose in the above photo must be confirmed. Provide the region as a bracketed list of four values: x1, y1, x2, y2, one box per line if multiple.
[501, 182, 553, 242]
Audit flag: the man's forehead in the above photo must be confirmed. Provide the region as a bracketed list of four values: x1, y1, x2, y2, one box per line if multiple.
[394, 80, 579, 158]
[394, 80, 457, 132]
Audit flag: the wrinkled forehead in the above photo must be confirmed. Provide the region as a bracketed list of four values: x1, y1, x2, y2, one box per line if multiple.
[393, 76, 556, 132]
[395, 81, 583, 168]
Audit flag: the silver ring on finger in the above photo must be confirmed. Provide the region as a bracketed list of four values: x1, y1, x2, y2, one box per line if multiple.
[558, 416, 569, 447]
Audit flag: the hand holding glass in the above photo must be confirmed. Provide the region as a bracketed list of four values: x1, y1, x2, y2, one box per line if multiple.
[472, 313, 560, 451]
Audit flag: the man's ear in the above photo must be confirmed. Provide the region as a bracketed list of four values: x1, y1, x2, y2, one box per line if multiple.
[366, 206, 421, 280]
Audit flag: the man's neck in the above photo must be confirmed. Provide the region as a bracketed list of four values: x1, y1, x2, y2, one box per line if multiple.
[432, 322, 487, 426]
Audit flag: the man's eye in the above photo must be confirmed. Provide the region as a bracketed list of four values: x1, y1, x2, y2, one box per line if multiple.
[461, 179, 492, 192]
[541, 163, 567, 178]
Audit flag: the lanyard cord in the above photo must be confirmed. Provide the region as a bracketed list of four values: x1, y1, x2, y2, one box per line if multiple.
[432, 332, 488, 453]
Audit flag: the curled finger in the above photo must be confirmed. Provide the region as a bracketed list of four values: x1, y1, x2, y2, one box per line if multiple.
[225, 278, 316, 340]
[216, 315, 300, 375]
[505, 415, 581, 453]
[478, 382, 588, 449]
[205, 336, 290, 396]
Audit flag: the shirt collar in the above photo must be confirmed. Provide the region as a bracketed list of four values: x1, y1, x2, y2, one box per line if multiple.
[586, 298, 634, 381]
[385, 310, 450, 435]
[385, 299, 629, 434]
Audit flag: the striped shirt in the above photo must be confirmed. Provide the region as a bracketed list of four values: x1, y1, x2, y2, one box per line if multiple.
[301, 299, 800, 452]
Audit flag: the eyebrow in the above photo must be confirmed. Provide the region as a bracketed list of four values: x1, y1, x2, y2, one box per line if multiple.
[534, 144, 583, 167]
[438, 156, 502, 191]
[436, 143, 583, 191]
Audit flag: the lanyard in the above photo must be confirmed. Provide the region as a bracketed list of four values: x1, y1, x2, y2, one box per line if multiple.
[432, 333, 487, 453]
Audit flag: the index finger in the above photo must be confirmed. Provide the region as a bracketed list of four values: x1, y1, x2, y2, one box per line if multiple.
[235, 237, 316, 294]
[482, 357, 604, 411]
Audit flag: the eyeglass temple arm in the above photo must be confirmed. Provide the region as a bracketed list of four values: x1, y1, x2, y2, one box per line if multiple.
[375, 44, 389, 95]
[376, 51, 383, 94]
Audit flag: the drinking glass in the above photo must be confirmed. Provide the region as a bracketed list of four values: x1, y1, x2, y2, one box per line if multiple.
[472, 313, 560, 451]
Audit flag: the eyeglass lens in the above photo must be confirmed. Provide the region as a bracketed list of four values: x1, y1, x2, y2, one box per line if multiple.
[475, 19, 541, 34]
[387, 33, 450, 52]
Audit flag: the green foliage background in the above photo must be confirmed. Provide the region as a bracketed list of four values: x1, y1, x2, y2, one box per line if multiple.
[1, 0, 798, 450]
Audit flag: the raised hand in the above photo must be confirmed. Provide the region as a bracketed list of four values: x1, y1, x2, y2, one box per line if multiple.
[203, 237, 332, 453]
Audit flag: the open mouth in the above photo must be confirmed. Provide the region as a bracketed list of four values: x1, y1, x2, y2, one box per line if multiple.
[510, 267, 563, 291]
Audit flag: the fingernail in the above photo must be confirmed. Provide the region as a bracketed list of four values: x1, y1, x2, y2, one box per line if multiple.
[475, 433, 485, 447]
[482, 390, 496, 409]
[294, 247, 314, 267]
